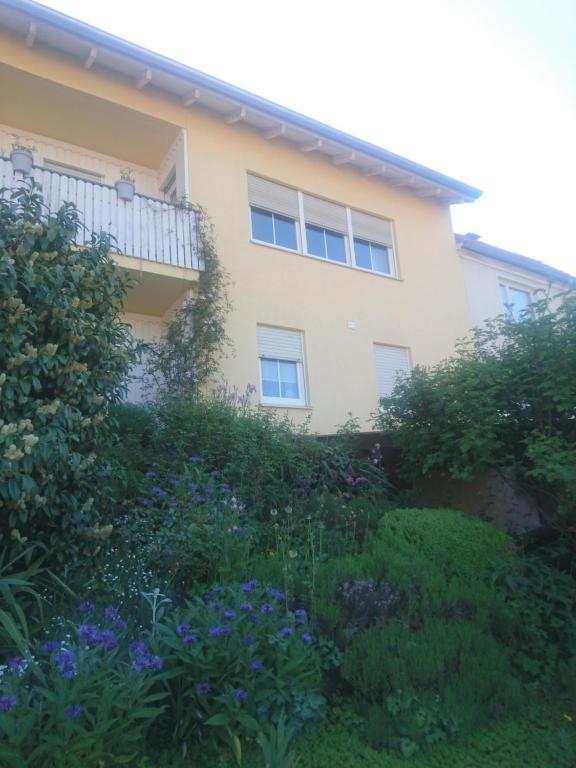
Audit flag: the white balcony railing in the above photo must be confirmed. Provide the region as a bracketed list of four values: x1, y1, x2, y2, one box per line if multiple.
[0, 156, 201, 270]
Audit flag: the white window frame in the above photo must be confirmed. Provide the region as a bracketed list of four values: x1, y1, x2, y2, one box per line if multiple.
[304, 222, 348, 263]
[499, 281, 531, 321]
[352, 237, 393, 275]
[247, 174, 397, 277]
[249, 206, 300, 253]
[257, 326, 308, 408]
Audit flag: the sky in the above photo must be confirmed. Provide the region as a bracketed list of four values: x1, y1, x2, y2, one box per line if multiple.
[39, 0, 576, 273]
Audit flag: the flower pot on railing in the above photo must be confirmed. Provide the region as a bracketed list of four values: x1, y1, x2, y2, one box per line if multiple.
[115, 179, 135, 202]
[10, 148, 34, 175]
[115, 169, 135, 202]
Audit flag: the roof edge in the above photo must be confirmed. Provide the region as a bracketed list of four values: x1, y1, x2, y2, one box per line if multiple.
[1, 0, 483, 202]
[456, 234, 575, 285]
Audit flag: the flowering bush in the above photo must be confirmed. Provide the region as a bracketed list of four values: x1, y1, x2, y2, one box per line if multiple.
[113, 461, 255, 595]
[0, 181, 138, 562]
[153, 582, 324, 760]
[0, 605, 165, 767]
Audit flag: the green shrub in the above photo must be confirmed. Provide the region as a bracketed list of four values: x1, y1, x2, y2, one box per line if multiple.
[374, 293, 576, 536]
[149, 387, 392, 522]
[342, 619, 521, 751]
[0, 182, 138, 562]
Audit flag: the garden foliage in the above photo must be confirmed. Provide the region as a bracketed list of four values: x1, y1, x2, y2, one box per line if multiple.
[374, 293, 576, 535]
[0, 182, 137, 558]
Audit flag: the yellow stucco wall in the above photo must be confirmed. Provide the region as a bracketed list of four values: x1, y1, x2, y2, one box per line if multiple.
[0, 30, 471, 433]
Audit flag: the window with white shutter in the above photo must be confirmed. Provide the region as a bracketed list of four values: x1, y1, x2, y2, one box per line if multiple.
[248, 175, 299, 250]
[257, 326, 307, 406]
[373, 344, 411, 399]
[247, 174, 398, 276]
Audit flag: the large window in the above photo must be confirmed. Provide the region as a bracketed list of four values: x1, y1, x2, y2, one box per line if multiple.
[354, 238, 391, 274]
[373, 343, 411, 399]
[499, 283, 531, 321]
[247, 174, 396, 276]
[251, 207, 298, 250]
[305, 224, 346, 262]
[257, 325, 307, 407]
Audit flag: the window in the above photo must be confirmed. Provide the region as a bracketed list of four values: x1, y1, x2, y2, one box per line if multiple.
[305, 224, 346, 262]
[499, 283, 531, 321]
[251, 207, 298, 250]
[373, 344, 411, 399]
[354, 238, 391, 274]
[162, 168, 178, 203]
[248, 175, 299, 251]
[247, 174, 397, 276]
[351, 209, 394, 275]
[44, 159, 104, 184]
[257, 325, 307, 407]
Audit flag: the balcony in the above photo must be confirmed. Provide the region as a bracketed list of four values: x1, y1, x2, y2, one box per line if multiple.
[0, 155, 201, 270]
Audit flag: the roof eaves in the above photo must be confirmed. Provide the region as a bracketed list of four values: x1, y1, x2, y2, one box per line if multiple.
[2, 0, 483, 202]
[456, 235, 575, 285]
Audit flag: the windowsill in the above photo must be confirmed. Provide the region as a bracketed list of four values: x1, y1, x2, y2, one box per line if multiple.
[250, 239, 401, 281]
[260, 402, 313, 411]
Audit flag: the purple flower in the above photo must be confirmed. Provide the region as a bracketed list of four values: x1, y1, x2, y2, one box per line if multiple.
[189, 456, 203, 463]
[212, 586, 225, 595]
[234, 688, 249, 701]
[240, 602, 252, 612]
[294, 609, 307, 618]
[65, 703, 82, 719]
[176, 623, 191, 637]
[269, 589, 286, 601]
[151, 487, 167, 498]
[98, 630, 119, 651]
[247, 383, 257, 394]
[183, 634, 198, 644]
[223, 610, 236, 620]
[142, 498, 153, 506]
[41, 640, 60, 653]
[78, 624, 118, 651]
[7, 657, 27, 672]
[296, 620, 306, 627]
[208, 626, 231, 637]
[192, 494, 205, 503]
[301, 633, 314, 644]
[241, 580, 257, 594]
[145, 470, 157, 478]
[204, 486, 215, 495]
[189, 483, 198, 491]
[196, 682, 210, 696]
[261, 603, 274, 614]
[220, 483, 231, 492]
[54, 650, 77, 680]
[104, 607, 127, 631]
[0, 695, 17, 712]
[78, 601, 94, 615]
[210, 602, 222, 612]
[244, 634, 256, 645]
[250, 661, 263, 671]
[210, 470, 221, 478]
[169, 479, 179, 487]
[280, 627, 294, 638]
[130, 641, 163, 673]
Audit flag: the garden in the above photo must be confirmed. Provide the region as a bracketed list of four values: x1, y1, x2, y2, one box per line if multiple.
[0, 184, 574, 766]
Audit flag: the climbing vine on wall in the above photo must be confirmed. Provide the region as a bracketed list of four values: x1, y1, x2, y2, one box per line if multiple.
[145, 207, 232, 398]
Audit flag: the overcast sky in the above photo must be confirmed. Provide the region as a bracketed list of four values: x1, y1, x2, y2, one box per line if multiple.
[41, 0, 576, 273]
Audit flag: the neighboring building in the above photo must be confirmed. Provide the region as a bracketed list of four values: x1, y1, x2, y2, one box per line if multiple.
[0, 0, 486, 432]
[457, 234, 574, 328]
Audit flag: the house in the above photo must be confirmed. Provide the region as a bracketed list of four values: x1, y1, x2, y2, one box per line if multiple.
[457, 234, 574, 327]
[1, 0, 486, 433]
